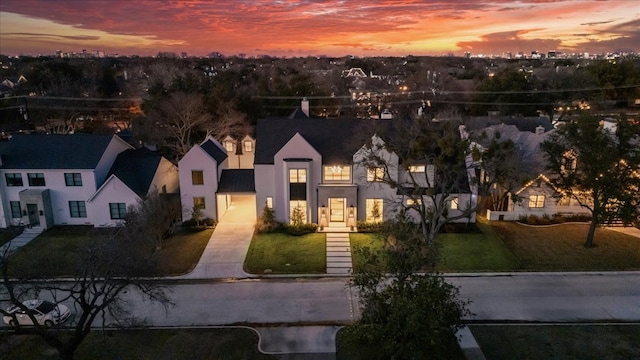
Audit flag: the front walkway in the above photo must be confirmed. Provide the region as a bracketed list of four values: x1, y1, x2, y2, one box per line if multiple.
[180, 196, 256, 279]
[0, 227, 43, 255]
[325, 233, 352, 275]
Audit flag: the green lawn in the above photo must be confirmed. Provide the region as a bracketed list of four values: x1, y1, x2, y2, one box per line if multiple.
[491, 221, 640, 271]
[0, 227, 23, 247]
[470, 325, 640, 360]
[1, 328, 276, 360]
[244, 232, 326, 274]
[8, 226, 213, 277]
[350, 219, 640, 272]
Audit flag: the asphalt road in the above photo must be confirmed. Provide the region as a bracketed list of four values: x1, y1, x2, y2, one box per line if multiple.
[123, 272, 640, 327]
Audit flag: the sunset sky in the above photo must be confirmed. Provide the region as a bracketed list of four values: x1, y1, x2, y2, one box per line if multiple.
[1, 0, 638, 57]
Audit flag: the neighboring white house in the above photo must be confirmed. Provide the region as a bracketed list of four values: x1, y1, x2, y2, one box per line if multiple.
[0, 134, 178, 230]
[253, 116, 476, 230]
[88, 147, 179, 227]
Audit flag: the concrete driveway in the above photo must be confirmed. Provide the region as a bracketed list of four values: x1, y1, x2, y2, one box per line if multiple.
[180, 195, 256, 279]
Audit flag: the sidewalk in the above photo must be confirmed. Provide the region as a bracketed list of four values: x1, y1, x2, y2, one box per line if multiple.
[179, 196, 256, 279]
[0, 227, 42, 255]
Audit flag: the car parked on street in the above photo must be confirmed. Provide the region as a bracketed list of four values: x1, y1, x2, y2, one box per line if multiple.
[3, 300, 71, 327]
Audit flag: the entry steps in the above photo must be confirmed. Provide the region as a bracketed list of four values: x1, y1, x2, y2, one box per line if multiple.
[325, 233, 352, 275]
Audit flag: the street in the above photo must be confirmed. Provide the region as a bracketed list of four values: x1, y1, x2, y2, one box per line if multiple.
[124, 273, 640, 327]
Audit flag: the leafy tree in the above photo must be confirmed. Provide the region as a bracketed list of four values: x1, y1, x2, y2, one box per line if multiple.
[354, 115, 476, 246]
[190, 205, 204, 227]
[540, 112, 640, 247]
[343, 214, 470, 359]
[256, 204, 279, 233]
[0, 227, 172, 360]
[471, 68, 541, 116]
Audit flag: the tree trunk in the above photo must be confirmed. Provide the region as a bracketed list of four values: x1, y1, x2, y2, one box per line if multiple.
[585, 217, 597, 248]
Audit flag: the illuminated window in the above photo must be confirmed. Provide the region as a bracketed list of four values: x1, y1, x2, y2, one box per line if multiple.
[324, 165, 351, 181]
[224, 141, 234, 152]
[266, 196, 273, 209]
[408, 165, 425, 173]
[561, 152, 577, 173]
[243, 140, 253, 152]
[367, 167, 384, 182]
[451, 197, 459, 210]
[192, 170, 204, 185]
[289, 169, 307, 183]
[529, 195, 545, 208]
[193, 197, 206, 210]
[406, 198, 422, 206]
[366, 199, 383, 222]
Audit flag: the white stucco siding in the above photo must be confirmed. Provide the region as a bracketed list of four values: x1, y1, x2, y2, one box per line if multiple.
[150, 158, 179, 194]
[94, 136, 134, 187]
[178, 146, 219, 221]
[254, 164, 275, 217]
[88, 176, 140, 227]
[273, 133, 322, 223]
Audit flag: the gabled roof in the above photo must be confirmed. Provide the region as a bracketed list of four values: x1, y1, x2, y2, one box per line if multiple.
[0, 134, 118, 169]
[107, 148, 161, 197]
[200, 138, 228, 163]
[217, 169, 255, 193]
[255, 117, 388, 165]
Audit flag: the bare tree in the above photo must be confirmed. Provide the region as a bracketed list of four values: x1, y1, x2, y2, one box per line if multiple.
[125, 191, 182, 252]
[0, 227, 172, 360]
[140, 92, 214, 160]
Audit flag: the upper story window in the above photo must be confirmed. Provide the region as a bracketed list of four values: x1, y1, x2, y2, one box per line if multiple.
[192, 170, 204, 185]
[27, 173, 45, 187]
[64, 173, 82, 186]
[367, 167, 384, 182]
[408, 165, 425, 173]
[289, 168, 307, 183]
[561, 152, 577, 173]
[406, 198, 422, 206]
[5, 173, 23, 187]
[224, 140, 234, 152]
[243, 140, 253, 152]
[324, 165, 350, 181]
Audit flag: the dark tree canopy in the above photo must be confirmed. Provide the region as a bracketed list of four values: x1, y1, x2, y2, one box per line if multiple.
[541, 112, 640, 247]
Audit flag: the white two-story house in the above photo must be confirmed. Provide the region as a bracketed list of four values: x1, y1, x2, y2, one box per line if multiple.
[0, 134, 178, 230]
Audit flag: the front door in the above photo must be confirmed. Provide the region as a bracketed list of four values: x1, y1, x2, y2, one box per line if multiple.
[329, 198, 345, 226]
[27, 203, 40, 227]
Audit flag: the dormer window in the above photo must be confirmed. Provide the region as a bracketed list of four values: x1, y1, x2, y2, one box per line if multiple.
[224, 141, 234, 153]
[243, 140, 253, 152]
[409, 165, 425, 173]
[324, 165, 351, 181]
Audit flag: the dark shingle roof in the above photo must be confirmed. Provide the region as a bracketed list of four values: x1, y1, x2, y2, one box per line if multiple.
[254, 117, 388, 165]
[200, 139, 228, 163]
[217, 169, 255, 193]
[108, 148, 161, 197]
[0, 134, 116, 169]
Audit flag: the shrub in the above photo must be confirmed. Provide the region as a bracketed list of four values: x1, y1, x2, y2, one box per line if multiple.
[256, 204, 282, 233]
[356, 220, 384, 233]
[284, 223, 318, 236]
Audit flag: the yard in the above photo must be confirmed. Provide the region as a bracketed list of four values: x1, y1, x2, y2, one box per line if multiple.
[470, 325, 640, 360]
[350, 219, 640, 272]
[0, 227, 24, 247]
[1, 328, 275, 360]
[6, 226, 213, 277]
[244, 232, 326, 274]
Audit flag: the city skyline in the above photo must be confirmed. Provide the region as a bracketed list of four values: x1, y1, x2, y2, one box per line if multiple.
[0, 0, 639, 58]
